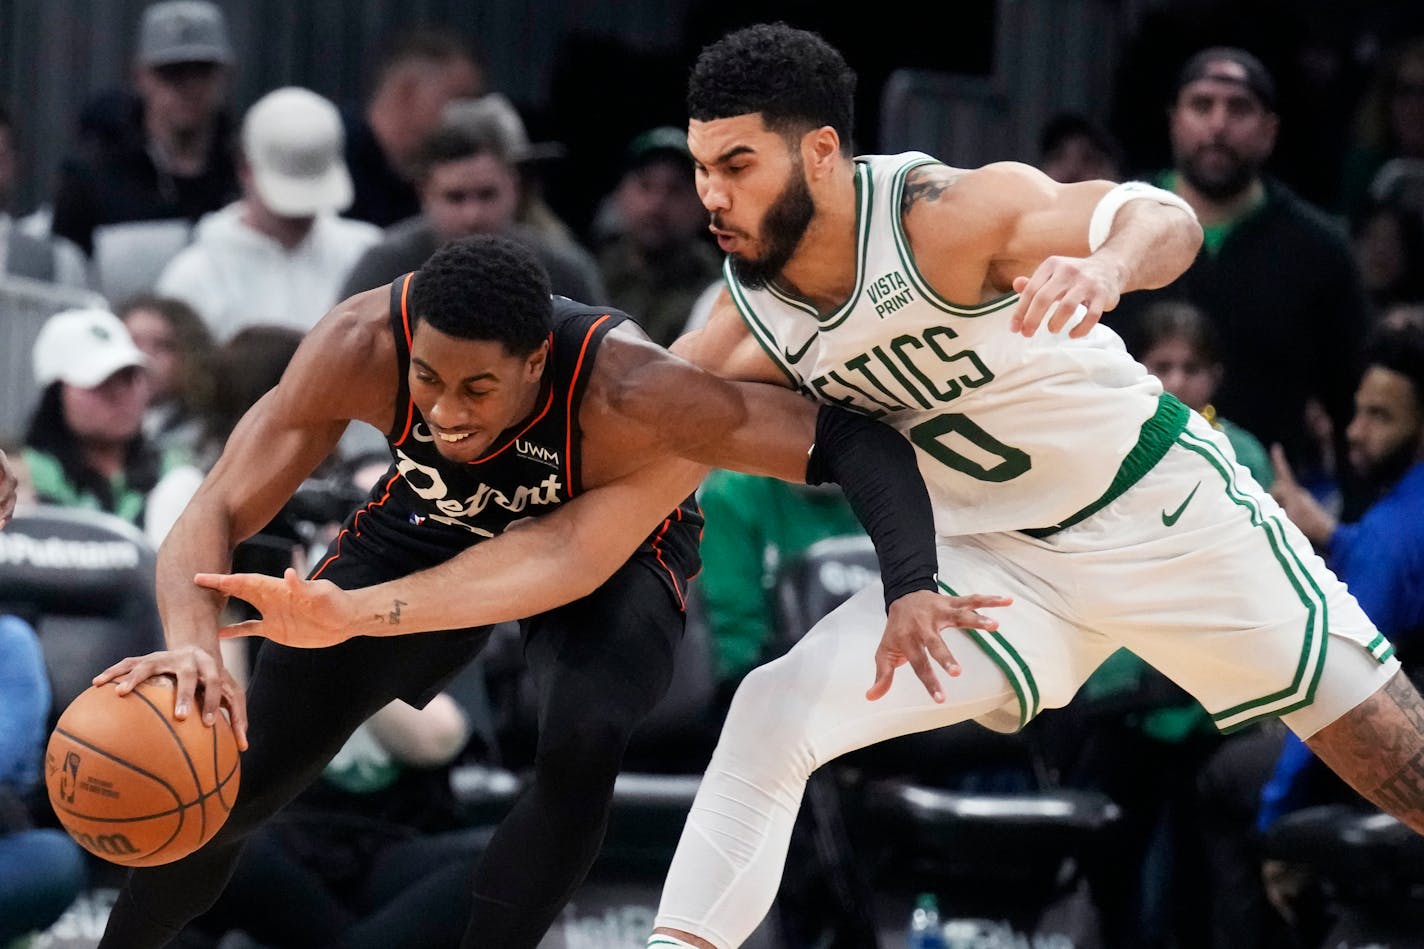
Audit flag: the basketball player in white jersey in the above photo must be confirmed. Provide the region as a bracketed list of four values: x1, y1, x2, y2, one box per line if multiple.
[620, 22, 1424, 949]
[187, 24, 1424, 949]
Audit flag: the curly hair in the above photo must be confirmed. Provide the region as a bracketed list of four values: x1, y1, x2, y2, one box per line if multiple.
[687, 22, 855, 148]
[409, 235, 551, 355]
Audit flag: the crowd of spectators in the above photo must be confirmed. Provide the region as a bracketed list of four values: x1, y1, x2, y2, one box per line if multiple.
[2, 2, 1423, 947]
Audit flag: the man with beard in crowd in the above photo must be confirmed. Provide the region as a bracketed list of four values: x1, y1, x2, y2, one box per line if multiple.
[1112, 47, 1371, 511]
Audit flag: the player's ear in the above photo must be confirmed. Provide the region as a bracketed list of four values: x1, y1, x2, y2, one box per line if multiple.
[523, 339, 550, 380]
[803, 126, 841, 179]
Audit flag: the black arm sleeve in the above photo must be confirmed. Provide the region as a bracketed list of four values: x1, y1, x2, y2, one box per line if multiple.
[804, 404, 938, 608]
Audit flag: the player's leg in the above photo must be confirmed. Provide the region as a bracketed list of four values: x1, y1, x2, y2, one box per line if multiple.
[101, 533, 492, 949]
[652, 544, 1105, 949]
[460, 558, 684, 948]
[1304, 669, 1424, 835]
[1076, 417, 1418, 832]
[98, 640, 402, 948]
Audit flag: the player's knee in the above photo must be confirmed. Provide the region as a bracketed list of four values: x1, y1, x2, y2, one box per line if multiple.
[718, 663, 818, 778]
[534, 716, 632, 794]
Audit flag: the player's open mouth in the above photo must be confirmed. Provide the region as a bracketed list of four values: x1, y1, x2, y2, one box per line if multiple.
[437, 431, 472, 443]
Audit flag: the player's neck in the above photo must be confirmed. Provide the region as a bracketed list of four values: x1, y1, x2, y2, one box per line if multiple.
[776, 197, 859, 314]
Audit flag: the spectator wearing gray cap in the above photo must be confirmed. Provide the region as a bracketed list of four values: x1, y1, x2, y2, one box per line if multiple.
[339, 95, 604, 304]
[50, 0, 240, 295]
[592, 126, 720, 346]
[20, 307, 184, 525]
[156, 87, 382, 340]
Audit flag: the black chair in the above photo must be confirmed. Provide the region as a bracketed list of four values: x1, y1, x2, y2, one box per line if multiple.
[0, 503, 167, 893]
[768, 536, 1120, 947]
[1263, 805, 1424, 947]
[0, 504, 165, 728]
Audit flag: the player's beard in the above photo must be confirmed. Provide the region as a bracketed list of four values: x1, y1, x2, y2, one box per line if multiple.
[728, 164, 815, 290]
[1178, 142, 1259, 202]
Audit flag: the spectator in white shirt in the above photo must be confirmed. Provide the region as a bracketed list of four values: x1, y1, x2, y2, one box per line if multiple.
[157, 87, 380, 339]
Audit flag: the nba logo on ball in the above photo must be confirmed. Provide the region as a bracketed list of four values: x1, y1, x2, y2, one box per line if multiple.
[45, 677, 241, 867]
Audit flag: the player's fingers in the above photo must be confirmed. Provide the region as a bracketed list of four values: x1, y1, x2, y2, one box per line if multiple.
[113, 658, 158, 695]
[172, 663, 199, 720]
[222, 679, 249, 751]
[93, 656, 139, 687]
[196, 656, 224, 728]
[218, 620, 266, 641]
[923, 633, 961, 678]
[1067, 299, 1108, 338]
[1010, 273, 1055, 334]
[866, 651, 897, 701]
[194, 571, 256, 598]
[907, 647, 945, 703]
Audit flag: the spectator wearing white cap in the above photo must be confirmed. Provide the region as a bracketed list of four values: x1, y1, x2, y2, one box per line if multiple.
[50, 0, 240, 265]
[156, 87, 382, 339]
[21, 307, 184, 525]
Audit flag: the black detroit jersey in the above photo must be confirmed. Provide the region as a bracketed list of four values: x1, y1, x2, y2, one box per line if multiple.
[314, 274, 701, 609]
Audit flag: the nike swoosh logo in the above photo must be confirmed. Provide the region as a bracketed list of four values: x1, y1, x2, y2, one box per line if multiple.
[782, 333, 815, 365]
[1161, 481, 1201, 527]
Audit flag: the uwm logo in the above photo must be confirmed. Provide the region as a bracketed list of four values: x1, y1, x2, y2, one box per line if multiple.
[515, 439, 561, 468]
[74, 830, 140, 857]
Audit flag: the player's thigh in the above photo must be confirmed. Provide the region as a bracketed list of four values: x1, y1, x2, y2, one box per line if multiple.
[1085, 422, 1398, 736]
[523, 556, 685, 726]
[734, 543, 1109, 765]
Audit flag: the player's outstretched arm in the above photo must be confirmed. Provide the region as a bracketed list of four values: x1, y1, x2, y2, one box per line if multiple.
[93, 291, 394, 747]
[198, 454, 711, 644]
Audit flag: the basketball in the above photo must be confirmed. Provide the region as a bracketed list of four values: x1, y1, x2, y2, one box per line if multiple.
[44, 676, 241, 867]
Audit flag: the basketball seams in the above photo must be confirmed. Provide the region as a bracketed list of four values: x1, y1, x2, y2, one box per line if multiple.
[47, 682, 240, 866]
[132, 682, 209, 845]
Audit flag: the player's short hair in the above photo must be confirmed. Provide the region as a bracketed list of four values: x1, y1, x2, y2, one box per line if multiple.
[410, 235, 551, 356]
[687, 22, 855, 149]
[1362, 320, 1424, 410]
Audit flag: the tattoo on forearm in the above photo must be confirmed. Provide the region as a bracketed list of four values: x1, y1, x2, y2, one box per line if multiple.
[374, 599, 407, 625]
[901, 167, 962, 215]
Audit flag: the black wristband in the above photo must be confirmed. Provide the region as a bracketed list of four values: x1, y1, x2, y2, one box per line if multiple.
[805, 404, 938, 607]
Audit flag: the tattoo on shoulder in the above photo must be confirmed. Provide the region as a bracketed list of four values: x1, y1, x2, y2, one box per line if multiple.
[374, 599, 407, 625]
[902, 166, 964, 216]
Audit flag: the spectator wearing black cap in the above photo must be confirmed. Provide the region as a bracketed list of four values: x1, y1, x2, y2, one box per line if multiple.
[1112, 46, 1372, 517]
[49, 0, 239, 272]
[592, 126, 721, 346]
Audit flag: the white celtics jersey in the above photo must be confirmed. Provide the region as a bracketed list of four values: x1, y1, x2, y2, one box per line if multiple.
[726, 152, 1165, 537]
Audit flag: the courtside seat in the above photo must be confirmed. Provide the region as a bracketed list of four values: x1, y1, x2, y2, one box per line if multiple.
[1264, 804, 1424, 925]
[0, 504, 164, 727]
[1264, 805, 1424, 882]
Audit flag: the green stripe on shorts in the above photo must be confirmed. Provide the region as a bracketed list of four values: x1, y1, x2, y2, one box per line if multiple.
[1175, 428, 1329, 732]
[939, 578, 1039, 729]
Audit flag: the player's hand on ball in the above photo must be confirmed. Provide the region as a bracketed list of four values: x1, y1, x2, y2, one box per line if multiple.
[196, 567, 355, 648]
[92, 646, 248, 751]
[867, 590, 1012, 703]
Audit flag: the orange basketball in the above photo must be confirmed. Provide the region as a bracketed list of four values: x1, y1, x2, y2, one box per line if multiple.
[44, 676, 241, 867]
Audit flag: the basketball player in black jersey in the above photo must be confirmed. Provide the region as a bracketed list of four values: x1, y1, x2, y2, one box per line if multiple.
[93, 235, 1006, 948]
